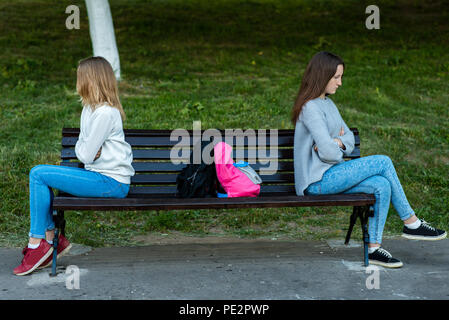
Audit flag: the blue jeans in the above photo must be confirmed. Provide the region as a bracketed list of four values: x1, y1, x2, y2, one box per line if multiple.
[29, 164, 130, 239]
[304, 155, 415, 244]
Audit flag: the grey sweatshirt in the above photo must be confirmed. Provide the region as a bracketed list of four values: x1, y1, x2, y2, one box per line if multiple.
[294, 97, 355, 196]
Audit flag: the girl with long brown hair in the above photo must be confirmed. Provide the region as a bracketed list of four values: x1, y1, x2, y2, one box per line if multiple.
[14, 56, 135, 276]
[293, 51, 446, 268]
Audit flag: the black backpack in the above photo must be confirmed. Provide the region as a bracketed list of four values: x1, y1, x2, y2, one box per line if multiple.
[176, 139, 220, 198]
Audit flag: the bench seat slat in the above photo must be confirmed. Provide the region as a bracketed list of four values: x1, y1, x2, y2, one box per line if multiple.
[53, 193, 375, 211]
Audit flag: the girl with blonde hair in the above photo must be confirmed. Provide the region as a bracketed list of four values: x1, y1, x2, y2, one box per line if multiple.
[14, 56, 135, 276]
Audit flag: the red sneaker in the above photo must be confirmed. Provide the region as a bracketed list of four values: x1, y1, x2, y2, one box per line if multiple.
[38, 234, 72, 269]
[13, 239, 54, 276]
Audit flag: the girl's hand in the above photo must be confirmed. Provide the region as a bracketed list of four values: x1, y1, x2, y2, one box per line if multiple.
[314, 127, 345, 152]
[94, 147, 102, 161]
[333, 138, 344, 148]
[333, 127, 345, 148]
[315, 140, 343, 151]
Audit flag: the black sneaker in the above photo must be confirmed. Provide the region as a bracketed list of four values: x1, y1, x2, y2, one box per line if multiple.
[402, 220, 447, 241]
[368, 247, 403, 268]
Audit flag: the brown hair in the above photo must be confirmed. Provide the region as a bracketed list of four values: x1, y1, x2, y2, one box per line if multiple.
[291, 51, 344, 125]
[76, 56, 126, 121]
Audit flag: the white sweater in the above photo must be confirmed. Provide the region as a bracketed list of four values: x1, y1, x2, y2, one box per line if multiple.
[75, 104, 135, 184]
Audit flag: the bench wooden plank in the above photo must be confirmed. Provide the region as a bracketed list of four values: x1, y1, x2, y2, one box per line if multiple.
[59, 160, 297, 173]
[129, 173, 295, 185]
[61, 148, 294, 161]
[126, 185, 297, 196]
[61, 145, 361, 160]
[62, 128, 299, 136]
[61, 128, 360, 147]
[58, 184, 298, 197]
[63, 135, 324, 148]
[53, 193, 375, 211]
[60, 161, 297, 173]
[62, 127, 359, 136]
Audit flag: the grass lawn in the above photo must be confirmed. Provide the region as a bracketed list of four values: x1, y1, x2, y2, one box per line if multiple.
[0, 0, 448, 247]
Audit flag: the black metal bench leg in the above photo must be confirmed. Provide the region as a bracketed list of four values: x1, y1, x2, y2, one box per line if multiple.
[359, 205, 371, 267]
[50, 210, 64, 277]
[60, 210, 66, 237]
[345, 206, 360, 245]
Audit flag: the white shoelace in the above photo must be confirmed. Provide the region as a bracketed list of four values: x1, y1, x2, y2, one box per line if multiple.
[421, 220, 436, 232]
[376, 247, 392, 259]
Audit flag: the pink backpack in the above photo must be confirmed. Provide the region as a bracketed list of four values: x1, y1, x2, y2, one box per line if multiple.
[214, 142, 260, 197]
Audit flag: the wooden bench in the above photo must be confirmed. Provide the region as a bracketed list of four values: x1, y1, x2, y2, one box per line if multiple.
[50, 128, 375, 276]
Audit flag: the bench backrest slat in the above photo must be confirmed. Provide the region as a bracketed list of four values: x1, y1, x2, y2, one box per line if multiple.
[128, 185, 297, 198]
[60, 161, 296, 173]
[61, 130, 360, 148]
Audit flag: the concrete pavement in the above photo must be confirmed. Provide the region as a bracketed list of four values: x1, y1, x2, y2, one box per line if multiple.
[1, 237, 448, 300]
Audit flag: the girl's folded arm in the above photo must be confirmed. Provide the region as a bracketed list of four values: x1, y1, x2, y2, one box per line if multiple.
[75, 109, 113, 164]
[300, 103, 343, 164]
[334, 108, 355, 155]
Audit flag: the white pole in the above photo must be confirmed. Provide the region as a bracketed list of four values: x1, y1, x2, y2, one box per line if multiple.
[85, 0, 121, 80]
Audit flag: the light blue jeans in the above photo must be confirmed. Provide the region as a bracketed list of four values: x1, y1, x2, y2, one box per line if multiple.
[304, 155, 415, 244]
[29, 164, 129, 239]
